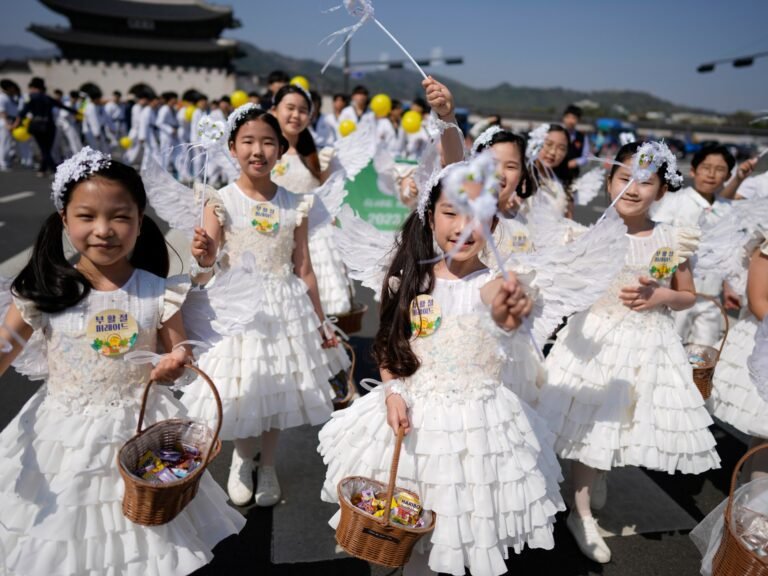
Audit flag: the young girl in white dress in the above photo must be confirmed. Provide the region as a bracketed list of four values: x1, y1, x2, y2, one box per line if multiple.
[270, 84, 356, 318]
[709, 219, 768, 479]
[537, 141, 721, 563]
[319, 172, 565, 576]
[0, 148, 245, 575]
[182, 106, 340, 508]
[526, 123, 573, 218]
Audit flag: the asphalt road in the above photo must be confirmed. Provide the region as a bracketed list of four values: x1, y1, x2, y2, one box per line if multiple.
[0, 165, 748, 576]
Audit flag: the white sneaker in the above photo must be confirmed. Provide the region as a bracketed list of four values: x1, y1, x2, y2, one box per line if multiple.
[566, 512, 611, 564]
[591, 471, 608, 510]
[254, 465, 281, 507]
[227, 449, 254, 506]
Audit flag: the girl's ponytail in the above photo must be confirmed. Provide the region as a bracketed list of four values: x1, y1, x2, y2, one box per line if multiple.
[130, 215, 170, 278]
[12, 212, 90, 313]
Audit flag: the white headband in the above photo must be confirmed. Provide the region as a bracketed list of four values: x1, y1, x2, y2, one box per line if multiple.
[226, 103, 261, 141]
[632, 141, 683, 188]
[471, 125, 504, 156]
[51, 146, 111, 211]
[525, 123, 550, 162]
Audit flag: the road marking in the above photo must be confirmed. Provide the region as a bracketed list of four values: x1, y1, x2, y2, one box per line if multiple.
[0, 191, 34, 204]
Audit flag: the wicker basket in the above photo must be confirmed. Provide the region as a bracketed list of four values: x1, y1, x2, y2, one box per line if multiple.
[686, 293, 730, 400]
[332, 340, 357, 410]
[117, 365, 222, 526]
[336, 427, 435, 567]
[712, 442, 768, 576]
[333, 302, 368, 335]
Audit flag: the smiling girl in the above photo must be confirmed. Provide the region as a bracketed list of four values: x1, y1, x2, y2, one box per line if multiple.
[0, 147, 244, 575]
[319, 168, 565, 576]
[528, 123, 573, 218]
[180, 106, 339, 509]
[537, 142, 720, 563]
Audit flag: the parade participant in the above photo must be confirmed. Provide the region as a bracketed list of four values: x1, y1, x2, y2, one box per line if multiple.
[0, 148, 245, 575]
[338, 84, 375, 134]
[562, 104, 590, 181]
[527, 123, 573, 217]
[319, 169, 565, 576]
[0, 79, 18, 171]
[181, 106, 340, 507]
[314, 93, 348, 148]
[537, 141, 720, 563]
[156, 91, 180, 171]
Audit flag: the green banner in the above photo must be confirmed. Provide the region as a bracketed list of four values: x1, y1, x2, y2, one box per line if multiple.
[344, 162, 411, 232]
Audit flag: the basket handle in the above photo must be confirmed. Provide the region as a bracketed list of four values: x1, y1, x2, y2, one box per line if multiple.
[378, 426, 406, 528]
[695, 293, 730, 360]
[341, 340, 357, 391]
[723, 441, 768, 525]
[136, 364, 223, 466]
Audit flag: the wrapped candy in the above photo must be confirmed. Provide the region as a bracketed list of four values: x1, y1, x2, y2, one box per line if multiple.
[350, 487, 424, 527]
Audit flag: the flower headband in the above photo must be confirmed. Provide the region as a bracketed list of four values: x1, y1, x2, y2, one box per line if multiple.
[471, 125, 504, 155]
[51, 146, 111, 211]
[632, 141, 683, 188]
[226, 103, 261, 140]
[525, 123, 550, 162]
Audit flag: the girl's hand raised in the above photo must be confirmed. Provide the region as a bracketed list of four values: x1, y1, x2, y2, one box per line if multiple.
[491, 278, 533, 331]
[192, 226, 216, 267]
[423, 76, 455, 120]
[620, 276, 668, 311]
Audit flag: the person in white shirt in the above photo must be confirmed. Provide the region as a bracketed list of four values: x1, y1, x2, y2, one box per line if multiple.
[51, 90, 82, 160]
[124, 91, 149, 166]
[104, 91, 125, 137]
[313, 93, 347, 148]
[156, 91, 179, 171]
[189, 93, 209, 179]
[736, 169, 768, 200]
[338, 85, 375, 136]
[403, 97, 429, 161]
[651, 145, 742, 346]
[82, 85, 115, 154]
[0, 79, 19, 170]
[138, 92, 160, 170]
[376, 98, 405, 157]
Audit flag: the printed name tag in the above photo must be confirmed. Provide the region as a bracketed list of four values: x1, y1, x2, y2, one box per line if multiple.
[409, 294, 442, 338]
[251, 202, 280, 235]
[87, 309, 138, 357]
[649, 246, 678, 280]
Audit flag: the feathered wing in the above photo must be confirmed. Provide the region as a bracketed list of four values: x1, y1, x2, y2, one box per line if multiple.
[373, 146, 397, 197]
[508, 207, 629, 348]
[525, 191, 585, 251]
[140, 154, 199, 238]
[334, 120, 377, 181]
[749, 316, 768, 403]
[0, 276, 47, 381]
[694, 198, 768, 297]
[334, 205, 397, 300]
[572, 167, 606, 206]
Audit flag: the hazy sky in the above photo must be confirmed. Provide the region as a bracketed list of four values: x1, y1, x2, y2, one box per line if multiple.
[7, 0, 768, 113]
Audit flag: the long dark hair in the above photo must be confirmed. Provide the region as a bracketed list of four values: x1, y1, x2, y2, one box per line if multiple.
[272, 84, 321, 179]
[544, 123, 572, 186]
[475, 130, 536, 198]
[12, 161, 169, 313]
[610, 142, 683, 192]
[372, 184, 442, 378]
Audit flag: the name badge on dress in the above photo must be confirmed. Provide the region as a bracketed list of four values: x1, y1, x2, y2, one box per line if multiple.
[649, 246, 678, 280]
[507, 229, 531, 253]
[87, 309, 138, 357]
[409, 294, 442, 338]
[251, 202, 280, 235]
[272, 161, 289, 178]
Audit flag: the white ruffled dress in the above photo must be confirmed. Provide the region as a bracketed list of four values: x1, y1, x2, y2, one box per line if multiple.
[0, 270, 245, 576]
[709, 229, 768, 438]
[272, 153, 355, 316]
[537, 223, 721, 474]
[319, 270, 565, 576]
[181, 184, 344, 440]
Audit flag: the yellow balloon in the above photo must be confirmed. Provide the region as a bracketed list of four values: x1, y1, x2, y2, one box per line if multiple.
[290, 76, 310, 91]
[339, 119, 357, 138]
[184, 105, 195, 123]
[230, 90, 248, 108]
[402, 110, 422, 134]
[12, 126, 30, 142]
[119, 136, 133, 150]
[370, 94, 392, 118]
[22, 117, 30, 128]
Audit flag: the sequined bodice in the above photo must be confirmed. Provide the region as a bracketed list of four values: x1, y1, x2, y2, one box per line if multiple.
[42, 271, 163, 414]
[218, 185, 305, 280]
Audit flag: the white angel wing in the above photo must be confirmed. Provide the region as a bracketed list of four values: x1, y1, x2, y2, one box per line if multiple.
[749, 316, 768, 403]
[373, 146, 397, 197]
[334, 204, 397, 300]
[507, 207, 629, 348]
[313, 171, 348, 221]
[141, 154, 199, 238]
[0, 276, 48, 380]
[572, 167, 606, 206]
[334, 120, 377, 181]
[525, 191, 586, 251]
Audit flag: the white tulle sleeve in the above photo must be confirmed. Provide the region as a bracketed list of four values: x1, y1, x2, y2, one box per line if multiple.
[159, 275, 191, 326]
[334, 205, 398, 301]
[749, 316, 768, 403]
[296, 193, 314, 229]
[7, 292, 48, 381]
[506, 207, 629, 348]
[674, 225, 701, 264]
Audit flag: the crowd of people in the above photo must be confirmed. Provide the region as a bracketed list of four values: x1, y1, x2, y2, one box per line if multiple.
[0, 65, 767, 576]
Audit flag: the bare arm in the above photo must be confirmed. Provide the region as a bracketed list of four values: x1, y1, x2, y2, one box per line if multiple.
[619, 261, 696, 312]
[0, 303, 33, 378]
[721, 158, 758, 200]
[748, 250, 768, 321]
[152, 311, 193, 382]
[422, 76, 464, 167]
[190, 203, 223, 286]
